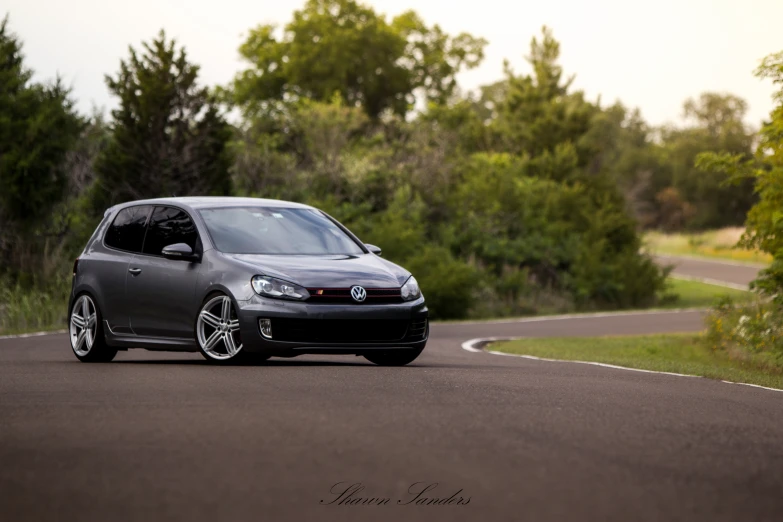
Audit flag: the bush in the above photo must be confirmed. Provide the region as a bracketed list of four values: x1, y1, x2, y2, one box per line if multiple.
[403, 247, 476, 320]
[704, 296, 783, 362]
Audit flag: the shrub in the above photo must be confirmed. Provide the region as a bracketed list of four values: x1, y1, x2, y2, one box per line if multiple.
[402, 246, 476, 320]
[704, 296, 783, 362]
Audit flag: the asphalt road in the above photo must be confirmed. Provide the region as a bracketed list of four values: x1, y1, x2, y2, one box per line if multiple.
[1, 257, 780, 522]
[655, 254, 762, 287]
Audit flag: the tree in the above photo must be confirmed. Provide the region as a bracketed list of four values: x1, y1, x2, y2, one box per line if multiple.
[229, 0, 486, 119]
[493, 27, 597, 166]
[92, 31, 231, 211]
[0, 15, 82, 230]
[0, 15, 82, 277]
[697, 52, 783, 302]
[659, 93, 756, 229]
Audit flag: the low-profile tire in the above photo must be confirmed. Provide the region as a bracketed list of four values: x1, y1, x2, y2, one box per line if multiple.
[363, 347, 424, 367]
[69, 294, 118, 363]
[196, 293, 249, 365]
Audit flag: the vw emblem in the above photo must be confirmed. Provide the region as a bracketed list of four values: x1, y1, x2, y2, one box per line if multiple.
[350, 285, 367, 303]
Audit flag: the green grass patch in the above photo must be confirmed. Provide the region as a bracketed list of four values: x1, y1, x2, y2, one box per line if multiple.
[491, 334, 783, 389]
[645, 228, 771, 265]
[0, 279, 70, 336]
[661, 277, 752, 309]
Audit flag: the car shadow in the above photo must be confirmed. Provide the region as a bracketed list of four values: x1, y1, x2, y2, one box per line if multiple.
[109, 357, 443, 367]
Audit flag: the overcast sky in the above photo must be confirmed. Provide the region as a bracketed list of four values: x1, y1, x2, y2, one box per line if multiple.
[6, 0, 781, 127]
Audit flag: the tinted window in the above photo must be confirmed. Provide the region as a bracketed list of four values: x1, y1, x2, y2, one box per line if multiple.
[199, 207, 364, 255]
[142, 206, 199, 256]
[104, 206, 151, 252]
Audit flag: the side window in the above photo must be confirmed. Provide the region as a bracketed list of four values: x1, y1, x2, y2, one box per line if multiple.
[104, 206, 152, 253]
[142, 206, 199, 256]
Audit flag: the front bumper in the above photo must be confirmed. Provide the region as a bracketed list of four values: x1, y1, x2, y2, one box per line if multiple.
[235, 295, 428, 356]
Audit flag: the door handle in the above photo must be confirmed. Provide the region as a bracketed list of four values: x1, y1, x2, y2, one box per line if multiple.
[128, 268, 142, 275]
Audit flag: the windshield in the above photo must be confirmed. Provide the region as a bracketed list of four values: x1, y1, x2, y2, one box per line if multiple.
[199, 207, 366, 255]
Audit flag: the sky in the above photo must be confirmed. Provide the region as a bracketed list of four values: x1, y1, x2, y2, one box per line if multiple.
[5, 0, 782, 127]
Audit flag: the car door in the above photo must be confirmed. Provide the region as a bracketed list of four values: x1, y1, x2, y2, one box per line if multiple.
[99, 205, 153, 334]
[126, 206, 203, 339]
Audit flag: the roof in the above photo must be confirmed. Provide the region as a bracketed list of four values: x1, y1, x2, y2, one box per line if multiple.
[106, 196, 314, 215]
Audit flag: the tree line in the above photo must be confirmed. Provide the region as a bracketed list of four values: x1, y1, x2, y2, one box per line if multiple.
[0, 0, 777, 320]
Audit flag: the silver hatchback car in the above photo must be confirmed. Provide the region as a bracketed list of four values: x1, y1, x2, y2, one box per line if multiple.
[68, 197, 428, 365]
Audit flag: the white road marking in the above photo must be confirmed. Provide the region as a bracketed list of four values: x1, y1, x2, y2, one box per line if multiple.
[461, 337, 783, 394]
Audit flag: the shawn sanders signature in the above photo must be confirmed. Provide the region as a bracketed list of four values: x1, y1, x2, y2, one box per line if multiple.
[320, 482, 471, 506]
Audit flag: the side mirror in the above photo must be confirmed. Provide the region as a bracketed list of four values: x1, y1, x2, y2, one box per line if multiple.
[162, 243, 198, 261]
[365, 244, 382, 256]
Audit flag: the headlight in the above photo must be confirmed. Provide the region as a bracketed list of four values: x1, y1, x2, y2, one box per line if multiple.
[251, 275, 310, 300]
[400, 276, 422, 301]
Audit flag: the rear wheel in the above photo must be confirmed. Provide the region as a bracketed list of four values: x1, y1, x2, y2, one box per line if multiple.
[363, 347, 424, 367]
[70, 294, 117, 362]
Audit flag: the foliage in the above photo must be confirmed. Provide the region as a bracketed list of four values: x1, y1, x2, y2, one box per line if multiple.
[492, 28, 597, 165]
[0, 15, 82, 275]
[704, 297, 783, 362]
[0, 275, 71, 334]
[230, 27, 669, 318]
[0, 17, 84, 294]
[658, 93, 756, 229]
[91, 30, 232, 213]
[696, 51, 783, 303]
[229, 0, 486, 118]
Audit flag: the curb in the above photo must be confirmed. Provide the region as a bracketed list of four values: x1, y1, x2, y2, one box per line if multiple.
[461, 337, 783, 394]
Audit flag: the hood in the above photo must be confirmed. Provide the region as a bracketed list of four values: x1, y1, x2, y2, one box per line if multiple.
[224, 253, 410, 288]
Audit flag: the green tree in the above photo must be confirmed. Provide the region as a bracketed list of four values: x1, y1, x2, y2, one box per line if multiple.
[0, 15, 82, 232]
[230, 0, 485, 119]
[0, 15, 82, 276]
[92, 30, 231, 211]
[659, 93, 755, 229]
[697, 52, 783, 301]
[494, 27, 597, 166]
[227, 25, 667, 317]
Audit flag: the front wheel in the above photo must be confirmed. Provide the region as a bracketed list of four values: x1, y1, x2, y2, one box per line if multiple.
[196, 294, 247, 364]
[363, 347, 424, 367]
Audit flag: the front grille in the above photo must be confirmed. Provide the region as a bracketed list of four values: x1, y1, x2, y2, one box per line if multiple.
[271, 318, 412, 343]
[305, 287, 403, 304]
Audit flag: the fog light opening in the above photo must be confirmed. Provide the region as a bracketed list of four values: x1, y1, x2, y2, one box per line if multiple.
[259, 318, 272, 339]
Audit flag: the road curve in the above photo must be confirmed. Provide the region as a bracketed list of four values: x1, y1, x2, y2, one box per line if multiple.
[1, 257, 780, 522]
[655, 254, 762, 287]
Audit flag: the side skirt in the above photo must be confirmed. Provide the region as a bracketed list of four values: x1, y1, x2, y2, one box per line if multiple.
[103, 320, 198, 352]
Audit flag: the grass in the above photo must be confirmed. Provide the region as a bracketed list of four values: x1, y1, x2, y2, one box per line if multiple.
[661, 277, 752, 308]
[644, 228, 772, 265]
[0, 279, 71, 336]
[490, 334, 783, 389]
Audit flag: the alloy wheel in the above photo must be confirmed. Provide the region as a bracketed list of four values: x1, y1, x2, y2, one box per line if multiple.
[197, 296, 242, 361]
[70, 295, 98, 357]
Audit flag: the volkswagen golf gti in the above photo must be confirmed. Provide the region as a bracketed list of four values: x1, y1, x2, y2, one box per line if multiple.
[68, 197, 428, 365]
